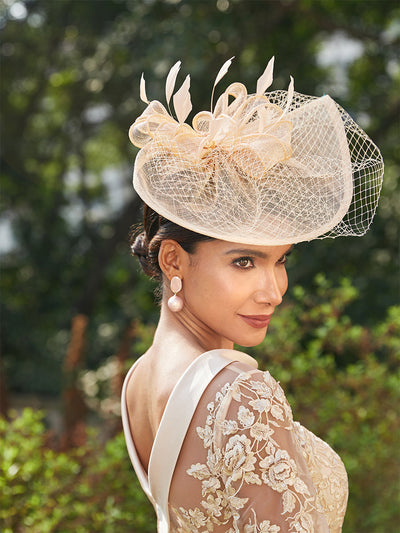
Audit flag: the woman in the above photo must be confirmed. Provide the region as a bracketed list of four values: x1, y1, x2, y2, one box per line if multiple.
[121, 58, 383, 532]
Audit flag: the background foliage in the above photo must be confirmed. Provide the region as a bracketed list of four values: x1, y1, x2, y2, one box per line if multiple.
[1, 283, 399, 531]
[1, 0, 399, 531]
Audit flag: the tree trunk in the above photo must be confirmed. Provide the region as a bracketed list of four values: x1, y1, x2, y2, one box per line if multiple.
[61, 314, 88, 449]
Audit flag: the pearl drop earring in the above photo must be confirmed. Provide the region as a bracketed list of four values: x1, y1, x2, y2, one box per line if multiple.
[167, 276, 183, 312]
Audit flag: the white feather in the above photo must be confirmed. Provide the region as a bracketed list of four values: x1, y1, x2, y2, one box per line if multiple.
[173, 75, 192, 123]
[284, 76, 294, 115]
[140, 73, 149, 104]
[213, 56, 234, 89]
[211, 56, 234, 111]
[256, 56, 275, 95]
[166, 61, 181, 106]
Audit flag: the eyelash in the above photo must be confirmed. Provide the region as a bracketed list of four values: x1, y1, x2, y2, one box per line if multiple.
[277, 251, 292, 265]
[232, 251, 292, 269]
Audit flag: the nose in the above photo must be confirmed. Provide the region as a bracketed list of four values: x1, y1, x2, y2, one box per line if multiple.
[253, 269, 284, 307]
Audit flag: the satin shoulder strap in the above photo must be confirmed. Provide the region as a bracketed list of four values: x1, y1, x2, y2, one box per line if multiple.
[148, 349, 257, 531]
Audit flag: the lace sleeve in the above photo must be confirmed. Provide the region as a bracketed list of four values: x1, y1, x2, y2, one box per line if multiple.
[169, 366, 330, 532]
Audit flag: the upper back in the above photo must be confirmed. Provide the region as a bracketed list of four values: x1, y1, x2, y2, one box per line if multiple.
[125, 347, 203, 471]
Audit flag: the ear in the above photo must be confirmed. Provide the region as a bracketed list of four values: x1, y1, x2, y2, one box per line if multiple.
[158, 239, 188, 280]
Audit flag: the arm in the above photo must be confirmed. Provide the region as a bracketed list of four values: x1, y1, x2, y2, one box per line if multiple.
[171, 365, 330, 532]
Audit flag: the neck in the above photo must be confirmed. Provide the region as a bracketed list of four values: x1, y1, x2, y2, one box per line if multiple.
[152, 299, 234, 355]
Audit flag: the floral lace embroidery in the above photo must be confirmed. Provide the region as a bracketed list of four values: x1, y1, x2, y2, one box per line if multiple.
[293, 423, 348, 533]
[170, 370, 337, 532]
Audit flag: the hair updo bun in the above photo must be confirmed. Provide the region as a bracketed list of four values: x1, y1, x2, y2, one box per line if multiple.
[130, 203, 213, 281]
[130, 231, 158, 278]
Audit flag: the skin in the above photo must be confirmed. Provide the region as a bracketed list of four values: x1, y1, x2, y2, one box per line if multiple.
[126, 238, 292, 471]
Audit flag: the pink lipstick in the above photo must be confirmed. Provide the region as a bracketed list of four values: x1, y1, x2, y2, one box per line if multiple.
[238, 314, 272, 329]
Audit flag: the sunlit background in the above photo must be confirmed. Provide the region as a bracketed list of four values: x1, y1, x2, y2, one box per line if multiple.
[1, 0, 399, 531]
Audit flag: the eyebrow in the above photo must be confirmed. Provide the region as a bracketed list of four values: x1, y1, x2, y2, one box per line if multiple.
[224, 245, 294, 258]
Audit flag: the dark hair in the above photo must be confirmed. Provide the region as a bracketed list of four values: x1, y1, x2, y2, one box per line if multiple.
[130, 203, 213, 280]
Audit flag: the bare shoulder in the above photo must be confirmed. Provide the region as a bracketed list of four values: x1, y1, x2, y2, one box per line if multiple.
[125, 350, 192, 435]
[125, 354, 163, 471]
[125, 354, 165, 429]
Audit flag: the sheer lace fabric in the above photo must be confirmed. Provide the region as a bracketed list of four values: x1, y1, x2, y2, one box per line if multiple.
[121, 350, 348, 532]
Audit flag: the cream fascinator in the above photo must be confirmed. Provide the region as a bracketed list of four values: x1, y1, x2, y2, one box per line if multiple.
[129, 58, 383, 245]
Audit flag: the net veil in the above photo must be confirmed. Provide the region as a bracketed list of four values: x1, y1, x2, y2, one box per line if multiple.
[129, 58, 383, 245]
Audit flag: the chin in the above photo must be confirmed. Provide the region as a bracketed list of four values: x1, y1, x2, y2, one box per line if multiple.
[237, 340, 264, 348]
[234, 331, 268, 348]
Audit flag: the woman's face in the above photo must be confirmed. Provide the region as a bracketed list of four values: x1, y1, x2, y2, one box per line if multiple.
[179, 239, 291, 348]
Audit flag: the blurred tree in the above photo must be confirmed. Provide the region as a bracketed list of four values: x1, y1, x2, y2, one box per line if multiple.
[1, 0, 398, 398]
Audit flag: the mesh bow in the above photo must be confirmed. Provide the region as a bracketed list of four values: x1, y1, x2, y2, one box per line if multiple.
[130, 80, 293, 183]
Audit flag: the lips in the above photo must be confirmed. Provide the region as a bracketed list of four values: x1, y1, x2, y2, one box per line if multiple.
[238, 314, 272, 329]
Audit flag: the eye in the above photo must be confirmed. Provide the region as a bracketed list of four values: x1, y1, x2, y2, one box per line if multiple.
[233, 256, 254, 269]
[277, 250, 292, 265]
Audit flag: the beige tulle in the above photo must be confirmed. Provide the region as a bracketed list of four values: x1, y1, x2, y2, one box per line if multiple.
[128, 58, 383, 245]
[121, 350, 348, 532]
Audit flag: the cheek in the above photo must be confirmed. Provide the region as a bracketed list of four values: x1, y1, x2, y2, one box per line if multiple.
[185, 266, 239, 310]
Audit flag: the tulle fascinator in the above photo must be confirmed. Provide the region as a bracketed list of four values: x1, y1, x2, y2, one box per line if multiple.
[129, 58, 383, 245]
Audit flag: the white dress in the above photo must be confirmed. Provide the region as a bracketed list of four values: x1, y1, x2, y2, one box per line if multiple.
[121, 349, 348, 532]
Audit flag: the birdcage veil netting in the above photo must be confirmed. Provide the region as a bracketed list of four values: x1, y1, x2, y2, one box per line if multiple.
[129, 59, 383, 245]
